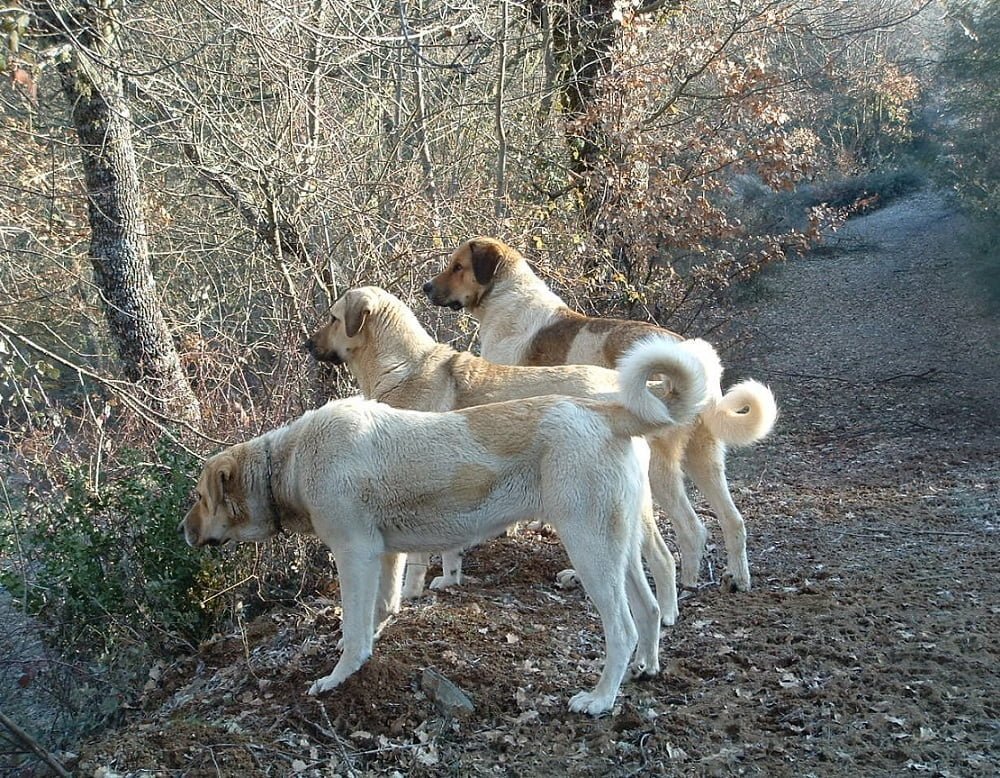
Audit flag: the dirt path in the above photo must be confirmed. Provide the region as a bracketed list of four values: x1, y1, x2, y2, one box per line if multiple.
[77, 191, 999, 777]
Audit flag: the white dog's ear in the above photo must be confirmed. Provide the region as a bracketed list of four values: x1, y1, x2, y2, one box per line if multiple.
[343, 290, 373, 338]
[469, 239, 503, 284]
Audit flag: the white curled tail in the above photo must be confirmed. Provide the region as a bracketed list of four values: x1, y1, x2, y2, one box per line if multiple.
[615, 336, 708, 434]
[676, 338, 777, 446]
[704, 379, 778, 446]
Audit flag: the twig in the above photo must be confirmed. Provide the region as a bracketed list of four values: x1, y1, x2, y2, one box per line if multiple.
[756, 367, 858, 385]
[880, 368, 939, 382]
[0, 710, 72, 778]
[829, 528, 974, 538]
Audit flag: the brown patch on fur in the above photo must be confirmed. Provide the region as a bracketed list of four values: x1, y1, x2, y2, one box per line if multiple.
[523, 310, 590, 366]
[460, 403, 540, 458]
[525, 313, 680, 369]
[449, 463, 498, 507]
[598, 320, 678, 366]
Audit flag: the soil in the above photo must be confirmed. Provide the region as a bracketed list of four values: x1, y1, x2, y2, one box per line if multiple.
[73, 190, 999, 777]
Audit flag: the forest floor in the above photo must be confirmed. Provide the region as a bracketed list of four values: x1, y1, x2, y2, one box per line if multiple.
[71, 190, 1000, 777]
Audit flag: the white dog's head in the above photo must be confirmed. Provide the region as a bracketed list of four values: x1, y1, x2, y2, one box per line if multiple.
[181, 446, 275, 547]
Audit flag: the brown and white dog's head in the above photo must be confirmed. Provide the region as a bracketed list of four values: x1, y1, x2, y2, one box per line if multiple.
[422, 237, 523, 311]
[181, 446, 274, 548]
[304, 287, 383, 366]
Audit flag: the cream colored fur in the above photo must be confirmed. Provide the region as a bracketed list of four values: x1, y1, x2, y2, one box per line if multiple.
[305, 286, 716, 625]
[182, 344, 707, 714]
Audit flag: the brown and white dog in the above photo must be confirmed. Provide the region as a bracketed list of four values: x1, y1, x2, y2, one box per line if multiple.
[424, 237, 778, 592]
[181, 339, 708, 714]
[305, 286, 722, 624]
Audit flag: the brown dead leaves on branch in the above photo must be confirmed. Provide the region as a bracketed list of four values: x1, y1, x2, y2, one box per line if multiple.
[543, 3, 850, 326]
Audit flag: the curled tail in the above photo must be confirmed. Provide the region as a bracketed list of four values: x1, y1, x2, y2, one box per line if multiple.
[704, 379, 778, 446]
[611, 336, 708, 436]
[678, 338, 778, 446]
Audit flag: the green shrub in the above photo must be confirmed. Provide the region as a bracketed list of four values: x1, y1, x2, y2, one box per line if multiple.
[0, 440, 224, 656]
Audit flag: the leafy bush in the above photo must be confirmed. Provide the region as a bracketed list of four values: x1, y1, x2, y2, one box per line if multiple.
[1, 440, 224, 657]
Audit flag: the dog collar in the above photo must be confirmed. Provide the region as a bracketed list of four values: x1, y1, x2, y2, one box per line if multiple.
[264, 442, 283, 534]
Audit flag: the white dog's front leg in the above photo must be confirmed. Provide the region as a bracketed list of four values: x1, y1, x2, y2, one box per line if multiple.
[309, 541, 382, 696]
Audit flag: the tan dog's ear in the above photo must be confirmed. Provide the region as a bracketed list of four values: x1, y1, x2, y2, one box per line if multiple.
[206, 455, 234, 509]
[469, 240, 503, 285]
[343, 289, 373, 338]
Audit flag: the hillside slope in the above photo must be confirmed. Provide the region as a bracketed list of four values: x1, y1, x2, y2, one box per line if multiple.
[76, 190, 999, 777]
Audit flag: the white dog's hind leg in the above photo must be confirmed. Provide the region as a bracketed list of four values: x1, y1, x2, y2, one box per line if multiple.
[400, 552, 430, 599]
[686, 431, 751, 592]
[560, 528, 636, 716]
[429, 548, 465, 590]
[309, 543, 382, 696]
[625, 546, 661, 680]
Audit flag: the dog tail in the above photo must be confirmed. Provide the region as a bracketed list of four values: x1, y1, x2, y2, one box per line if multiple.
[678, 338, 778, 447]
[610, 336, 708, 436]
[704, 379, 778, 446]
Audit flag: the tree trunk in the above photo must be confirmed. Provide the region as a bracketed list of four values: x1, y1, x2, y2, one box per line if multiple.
[48, 5, 200, 424]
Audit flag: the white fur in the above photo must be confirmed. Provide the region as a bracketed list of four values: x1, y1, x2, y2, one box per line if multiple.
[185, 350, 707, 714]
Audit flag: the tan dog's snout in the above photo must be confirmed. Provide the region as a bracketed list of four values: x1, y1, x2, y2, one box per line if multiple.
[422, 278, 463, 310]
[304, 321, 346, 365]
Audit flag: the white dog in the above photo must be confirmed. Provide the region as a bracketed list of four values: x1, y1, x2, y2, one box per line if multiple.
[182, 338, 707, 715]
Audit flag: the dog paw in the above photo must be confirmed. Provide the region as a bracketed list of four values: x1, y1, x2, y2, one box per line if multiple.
[555, 568, 582, 590]
[429, 574, 460, 590]
[720, 572, 751, 594]
[660, 607, 678, 627]
[568, 691, 614, 716]
[628, 659, 660, 680]
[308, 674, 343, 696]
[400, 582, 427, 600]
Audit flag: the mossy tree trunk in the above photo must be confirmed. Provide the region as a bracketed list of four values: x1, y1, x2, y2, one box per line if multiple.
[39, 2, 200, 424]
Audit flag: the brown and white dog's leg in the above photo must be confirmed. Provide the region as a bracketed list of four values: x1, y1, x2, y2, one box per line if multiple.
[649, 457, 708, 590]
[686, 431, 751, 592]
[400, 552, 430, 599]
[429, 548, 465, 590]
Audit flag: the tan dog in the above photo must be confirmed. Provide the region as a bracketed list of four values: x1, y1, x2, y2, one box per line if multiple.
[181, 339, 708, 715]
[424, 237, 778, 592]
[305, 286, 723, 624]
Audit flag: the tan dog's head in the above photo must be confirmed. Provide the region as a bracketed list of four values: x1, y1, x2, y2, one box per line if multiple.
[181, 447, 270, 548]
[423, 237, 520, 311]
[304, 287, 382, 366]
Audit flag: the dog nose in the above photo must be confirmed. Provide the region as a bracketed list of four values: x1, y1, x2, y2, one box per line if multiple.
[302, 337, 314, 354]
[421, 281, 434, 298]
[177, 520, 186, 539]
